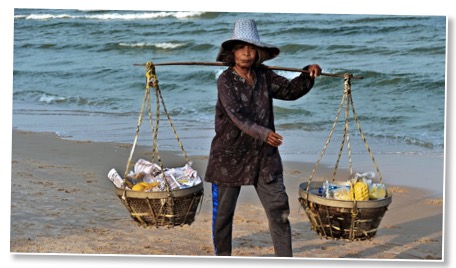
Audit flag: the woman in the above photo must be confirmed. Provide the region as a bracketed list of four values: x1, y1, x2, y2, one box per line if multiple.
[205, 19, 321, 257]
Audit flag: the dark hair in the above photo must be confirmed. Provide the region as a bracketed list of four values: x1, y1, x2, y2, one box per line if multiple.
[224, 41, 265, 68]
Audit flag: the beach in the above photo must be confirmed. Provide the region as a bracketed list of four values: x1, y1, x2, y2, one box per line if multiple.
[9, 129, 444, 264]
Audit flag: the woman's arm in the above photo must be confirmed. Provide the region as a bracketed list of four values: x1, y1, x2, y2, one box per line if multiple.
[269, 64, 321, 100]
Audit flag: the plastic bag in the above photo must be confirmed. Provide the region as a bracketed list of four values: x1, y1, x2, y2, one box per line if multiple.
[332, 187, 353, 200]
[369, 183, 387, 199]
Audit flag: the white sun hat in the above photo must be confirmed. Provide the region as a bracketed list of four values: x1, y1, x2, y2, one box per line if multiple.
[216, 19, 280, 63]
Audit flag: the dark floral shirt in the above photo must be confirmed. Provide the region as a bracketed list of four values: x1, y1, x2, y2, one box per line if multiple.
[204, 66, 315, 186]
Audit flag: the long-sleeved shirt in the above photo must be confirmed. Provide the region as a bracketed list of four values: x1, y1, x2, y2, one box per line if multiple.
[204, 66, 315, 186]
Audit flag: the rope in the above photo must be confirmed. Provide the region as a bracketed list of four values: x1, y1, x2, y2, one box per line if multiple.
[332, 94, 348, 182]
[123, 71, 151, 186]
[305, 86, 346, 194]
[344, 74, 354, 178]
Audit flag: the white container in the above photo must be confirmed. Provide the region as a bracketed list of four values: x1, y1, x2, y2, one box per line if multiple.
[108, 168, 124, 188]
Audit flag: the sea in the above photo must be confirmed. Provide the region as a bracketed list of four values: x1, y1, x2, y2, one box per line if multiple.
[12, 9, 447, 187]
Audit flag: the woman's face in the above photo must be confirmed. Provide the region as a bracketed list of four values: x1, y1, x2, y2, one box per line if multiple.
[233, 43, 257, 69]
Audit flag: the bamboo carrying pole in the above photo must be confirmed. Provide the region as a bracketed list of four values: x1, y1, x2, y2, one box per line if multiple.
[133, 61, 364, 80]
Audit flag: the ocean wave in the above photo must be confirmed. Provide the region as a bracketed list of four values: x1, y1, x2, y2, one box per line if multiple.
[38, 94, 66, 104]
[409, 45, 446, 55]
[15, 13, 73, 20]
[373, 133, 443, 150]
[118, 42, 186, 49]
[14, 89, 138, 113]
[115, 41, 217, 54]
[273, 105, 311, 116]
[15, 11, 206, 21]
[276, 122, 324, 131]
[413, 138, 445, 151]
[279, 43, 318, 53]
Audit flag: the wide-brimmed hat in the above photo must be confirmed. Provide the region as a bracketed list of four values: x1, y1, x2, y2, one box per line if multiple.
[216, 19, 280, 63]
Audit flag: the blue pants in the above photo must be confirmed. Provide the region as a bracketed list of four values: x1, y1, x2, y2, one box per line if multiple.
[211, 177, 292, 257]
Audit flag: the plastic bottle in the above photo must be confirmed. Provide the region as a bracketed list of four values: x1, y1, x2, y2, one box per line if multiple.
[322, 180, 329, 198]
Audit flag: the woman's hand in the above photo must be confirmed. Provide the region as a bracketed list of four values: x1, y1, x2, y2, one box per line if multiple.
[266, 131, 283, 147]
[307, 64, 322, 78]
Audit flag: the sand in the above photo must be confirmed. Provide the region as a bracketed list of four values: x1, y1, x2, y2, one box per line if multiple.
[8, 130, 445, 267]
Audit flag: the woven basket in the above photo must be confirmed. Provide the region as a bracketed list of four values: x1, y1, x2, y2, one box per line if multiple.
[298, 181, 392, 241]
[115, 183, 204, 228]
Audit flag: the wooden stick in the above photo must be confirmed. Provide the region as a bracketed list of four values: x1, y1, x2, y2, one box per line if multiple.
[133, 61, 364, 79]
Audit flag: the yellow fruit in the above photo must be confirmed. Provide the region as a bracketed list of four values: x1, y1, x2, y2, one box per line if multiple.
[131, 183, 145, 191]
[131, 182, 159, 191]
[354, 178, 369, 201]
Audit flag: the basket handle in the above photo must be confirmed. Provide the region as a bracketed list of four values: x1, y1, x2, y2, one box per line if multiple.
[305, 74, 384, 195]
[123, 62, 193, 192]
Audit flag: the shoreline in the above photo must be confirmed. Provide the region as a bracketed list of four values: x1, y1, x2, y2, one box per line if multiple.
[12, 126, 445, 197]
[9, 129, 443, 260]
